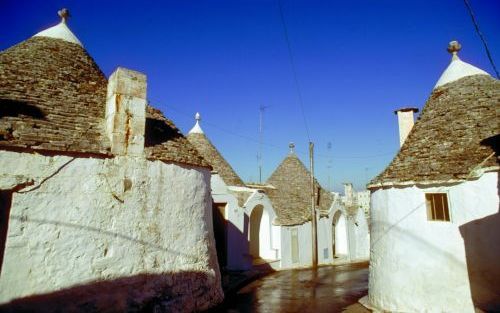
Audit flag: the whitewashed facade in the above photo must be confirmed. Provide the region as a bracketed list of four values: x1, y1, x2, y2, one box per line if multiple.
[0, 11, 223, 312]
[187, 115, 280, 270]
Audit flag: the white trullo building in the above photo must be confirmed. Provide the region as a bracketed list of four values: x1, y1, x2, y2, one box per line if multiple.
[366, 41, 499, 312]
[263, 144, 368, 268]
[0, 10, 223, 312]
[187, 113, 280, 270]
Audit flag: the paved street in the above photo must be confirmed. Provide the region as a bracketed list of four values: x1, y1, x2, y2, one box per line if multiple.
[211, 262, 369, 313]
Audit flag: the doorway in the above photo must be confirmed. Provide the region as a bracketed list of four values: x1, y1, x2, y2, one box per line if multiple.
[212, 202, 227, 270]
[332, 211, 348, 258]
[249, 205, 264, 259]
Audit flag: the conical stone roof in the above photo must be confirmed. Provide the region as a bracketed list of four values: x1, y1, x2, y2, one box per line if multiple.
[266, 152, 333, 226]
[0, 12, 209, 168]
[370, 45, 499, 188]
[187, 114, 244, 186]
[0, 36, 109, 154]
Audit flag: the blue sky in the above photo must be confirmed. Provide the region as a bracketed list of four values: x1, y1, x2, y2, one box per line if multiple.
[2, 0, 499, 192]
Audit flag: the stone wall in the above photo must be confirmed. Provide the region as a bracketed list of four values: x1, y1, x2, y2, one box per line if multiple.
[0, 150, 223, 312]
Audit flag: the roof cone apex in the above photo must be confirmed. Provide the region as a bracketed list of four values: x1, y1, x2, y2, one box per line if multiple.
[188, 112, 204, 134]
[434, 41, 489, 89]
[33, 9, 82, 47]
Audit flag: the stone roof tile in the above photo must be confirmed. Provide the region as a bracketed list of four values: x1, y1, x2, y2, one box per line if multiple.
[186, 132, 244, 186]
[0, 36, 209, 168]
[265, 154, 333, 226]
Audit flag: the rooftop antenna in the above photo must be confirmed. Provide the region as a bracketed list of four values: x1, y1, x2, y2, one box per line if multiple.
[258, 105, 270, 183]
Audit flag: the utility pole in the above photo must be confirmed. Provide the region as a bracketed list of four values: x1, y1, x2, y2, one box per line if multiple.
[310, 141, 318, 268]
[258, 105, 270, 183]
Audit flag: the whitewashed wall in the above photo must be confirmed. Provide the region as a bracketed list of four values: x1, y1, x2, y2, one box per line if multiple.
[0, 150, 223, 312]
[369, 172, 499, 313]
[280, 222, 312, 268]
[317, 217, 332, 264]
[211, 176, 280, 270]
[280, 208, 369, 269]
[211, 175, 250, 270]
[350, 208, 370, 261]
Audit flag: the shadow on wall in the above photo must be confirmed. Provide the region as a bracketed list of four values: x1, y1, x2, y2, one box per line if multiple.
[144, 117, 182, 147]
[459, 172, 500, 312]
[0, 271, 220, 313]
[0, 99, 46, 119]
[212, 203, 274, 272]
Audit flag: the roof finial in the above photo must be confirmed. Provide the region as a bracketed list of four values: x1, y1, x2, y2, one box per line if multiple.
[447, 40, 461, 60]
[58, 8, 70, 23]
[289, 142, 295, 154]
[188, 112, 204, 134]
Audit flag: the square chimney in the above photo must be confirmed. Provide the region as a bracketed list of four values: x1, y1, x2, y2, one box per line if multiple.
[105, 67, 147, 156]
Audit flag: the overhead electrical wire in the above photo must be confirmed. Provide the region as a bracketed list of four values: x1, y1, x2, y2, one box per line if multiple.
[277, 0, 311, 142]
[463, 0, 499, 78]
[150, 99, 395, 160]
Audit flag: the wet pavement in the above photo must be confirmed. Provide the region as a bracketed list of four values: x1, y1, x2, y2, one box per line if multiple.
[210, 262, 369, 313]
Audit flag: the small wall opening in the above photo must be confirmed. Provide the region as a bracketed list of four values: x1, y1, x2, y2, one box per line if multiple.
[0, 190, 13, 274]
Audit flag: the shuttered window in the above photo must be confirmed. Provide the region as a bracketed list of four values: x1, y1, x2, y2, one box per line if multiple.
[425, 193, 450, 222]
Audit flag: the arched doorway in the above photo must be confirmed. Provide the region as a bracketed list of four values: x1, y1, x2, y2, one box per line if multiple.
[249, 205, 263, 258]
[332, 210, 348, 258]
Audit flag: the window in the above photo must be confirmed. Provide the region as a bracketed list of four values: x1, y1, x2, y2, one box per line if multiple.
[425, 193, 450, 221]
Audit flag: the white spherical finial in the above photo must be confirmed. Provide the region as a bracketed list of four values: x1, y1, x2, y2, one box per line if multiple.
[289, 142, 295, 153]
[58, 8, 70, 23]
[195, 112, 201, 121]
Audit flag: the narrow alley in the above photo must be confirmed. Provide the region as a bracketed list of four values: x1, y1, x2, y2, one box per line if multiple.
[211, 262, 369, 313]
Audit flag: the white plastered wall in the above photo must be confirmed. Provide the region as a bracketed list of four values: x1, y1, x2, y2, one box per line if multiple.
[210, 176, 280, 270]
[368, 172, 499, 313]
[322, 204, 370, 264]
[0, 150, 223, 311]
[280, 222, 312, 268]
[210, 174, 250, 270]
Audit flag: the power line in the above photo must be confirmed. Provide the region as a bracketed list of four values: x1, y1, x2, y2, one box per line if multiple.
[277, 0, 311, 142]
[463, 0, 499, 78]
[149, 99, 395, 160]
[258, 105, 271, 183]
